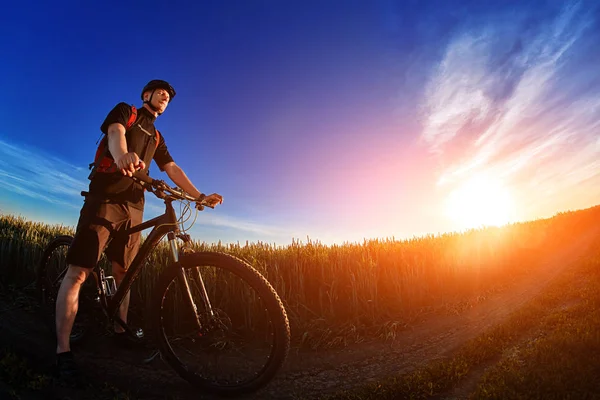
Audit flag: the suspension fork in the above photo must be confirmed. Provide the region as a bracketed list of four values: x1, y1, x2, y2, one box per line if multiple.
[167, 232, 215, 334]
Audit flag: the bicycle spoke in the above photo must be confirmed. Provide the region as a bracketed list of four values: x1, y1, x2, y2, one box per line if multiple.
[159, 264, 278, 386]
[155, 251, 289, 394]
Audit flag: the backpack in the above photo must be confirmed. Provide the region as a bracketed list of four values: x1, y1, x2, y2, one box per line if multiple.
[88, 105, 159, 179]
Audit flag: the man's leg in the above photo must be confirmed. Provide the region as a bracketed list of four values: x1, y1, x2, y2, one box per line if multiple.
[111, 261, 130, 333]
[59, 198, 115, 353]
[55, 265, 92, 354]
[110, 205, 142, 334]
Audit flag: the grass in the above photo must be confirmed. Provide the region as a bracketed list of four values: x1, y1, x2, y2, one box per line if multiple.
[3, 208, 600, 398]
[472, 258, 600, 399]
[0, 350, 50, 398]
[319, 230, 600, 399]
[0, 348, 136, 400]
[2, 207, 600, 350]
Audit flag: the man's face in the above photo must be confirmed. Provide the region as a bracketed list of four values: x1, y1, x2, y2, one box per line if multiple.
[145, 88, 170, 113]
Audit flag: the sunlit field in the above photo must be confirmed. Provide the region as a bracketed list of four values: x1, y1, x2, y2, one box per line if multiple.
[323, 214, 600, 400]
[1, 206, 598, 349]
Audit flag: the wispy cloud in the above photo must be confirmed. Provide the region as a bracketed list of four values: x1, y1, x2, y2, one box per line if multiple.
[145, 195, 290, 238]
[0, 136, 295, 240]
[202, 213, 298, 237]
[0, 138, 88, 209]
[419, 1, 600, 213]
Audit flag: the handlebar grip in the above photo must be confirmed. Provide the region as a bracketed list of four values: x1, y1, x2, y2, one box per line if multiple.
[132, 171, 154, 185]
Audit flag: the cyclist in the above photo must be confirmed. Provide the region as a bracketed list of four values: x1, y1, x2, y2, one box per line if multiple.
[55, 79, 223, 384]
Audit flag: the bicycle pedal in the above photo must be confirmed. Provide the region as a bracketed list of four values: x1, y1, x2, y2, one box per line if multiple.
[143, 350, 162, 364]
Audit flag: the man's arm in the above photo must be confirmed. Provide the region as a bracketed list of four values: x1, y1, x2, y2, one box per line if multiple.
[163, 161, 203, 198]
[162, 161, 223, 207]
[107, 123, 128, 160]
[107, 123, 144, 176]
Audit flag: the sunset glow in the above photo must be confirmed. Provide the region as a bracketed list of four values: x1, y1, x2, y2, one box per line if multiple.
[1, 1, 600, 245]
[445, 176, 515, 229]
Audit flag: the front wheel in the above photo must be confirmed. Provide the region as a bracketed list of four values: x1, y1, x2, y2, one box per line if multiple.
[153, 251, 290, 395]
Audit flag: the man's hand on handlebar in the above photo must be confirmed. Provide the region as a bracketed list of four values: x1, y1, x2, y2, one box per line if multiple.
[116, 152, 145, 177]
[197, 193, 223, 210]
[129, 171, 222, 210]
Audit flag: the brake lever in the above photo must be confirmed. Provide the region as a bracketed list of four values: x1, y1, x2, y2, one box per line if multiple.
[194, 201, 215, 211]
[154, 179, 168, 190]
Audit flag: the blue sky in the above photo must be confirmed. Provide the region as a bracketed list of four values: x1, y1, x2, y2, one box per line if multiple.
[2, 0, 600, 245]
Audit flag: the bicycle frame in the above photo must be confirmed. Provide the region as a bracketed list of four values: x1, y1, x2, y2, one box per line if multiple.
[96, 196, 211, 336]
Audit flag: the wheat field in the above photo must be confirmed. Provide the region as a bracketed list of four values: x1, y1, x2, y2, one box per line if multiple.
[1, 206, 596, 348]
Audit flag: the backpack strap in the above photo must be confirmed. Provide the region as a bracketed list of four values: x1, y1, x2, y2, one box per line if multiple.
[88, 105, 138, 179]
[140, 129, 161, 193]
[126, 106, 137, 130]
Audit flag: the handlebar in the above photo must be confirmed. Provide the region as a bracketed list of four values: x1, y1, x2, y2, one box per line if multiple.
[131, 171, 213, 209]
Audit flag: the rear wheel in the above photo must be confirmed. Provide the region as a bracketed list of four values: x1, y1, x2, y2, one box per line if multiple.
[154, 251, 290, 395]
[36, 235, 98, 343]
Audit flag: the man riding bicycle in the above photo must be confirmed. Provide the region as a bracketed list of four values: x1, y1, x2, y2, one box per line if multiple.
[55, 79, 223, 384]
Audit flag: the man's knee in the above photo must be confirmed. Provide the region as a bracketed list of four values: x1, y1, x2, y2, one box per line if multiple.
[65, 265, 92, 285]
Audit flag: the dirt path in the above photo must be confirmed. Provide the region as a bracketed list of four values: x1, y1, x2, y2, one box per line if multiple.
[262, 227, 599, 399]
[1, 227, 597, 400]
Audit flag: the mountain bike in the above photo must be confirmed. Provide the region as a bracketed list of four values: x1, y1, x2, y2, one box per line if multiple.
[36, 172, 291, 395]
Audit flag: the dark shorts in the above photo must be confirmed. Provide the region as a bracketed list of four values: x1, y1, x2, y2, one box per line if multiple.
[66, 200, 143, 269]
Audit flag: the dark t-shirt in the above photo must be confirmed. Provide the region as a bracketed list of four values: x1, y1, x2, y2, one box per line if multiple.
[89, 103, 174, 209]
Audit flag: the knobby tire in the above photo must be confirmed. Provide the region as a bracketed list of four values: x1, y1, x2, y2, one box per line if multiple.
[153, 251, 290, 395]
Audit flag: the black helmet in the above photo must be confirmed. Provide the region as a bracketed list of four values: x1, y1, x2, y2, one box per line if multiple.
[141, 80, 176, 102]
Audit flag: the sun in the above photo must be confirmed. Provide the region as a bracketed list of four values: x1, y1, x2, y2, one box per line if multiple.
[445, 175, 515, 229]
